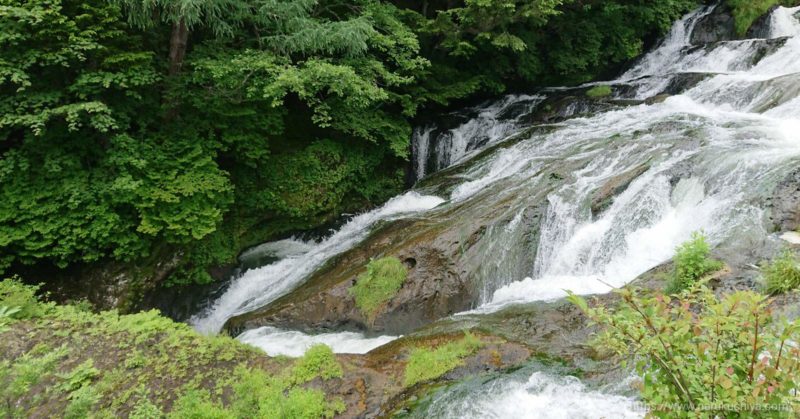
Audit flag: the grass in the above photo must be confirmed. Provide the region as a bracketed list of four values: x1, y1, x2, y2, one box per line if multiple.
[0, 278, 344, 418]
[763, 250, 800, 294]
[726, 0, 800, 36]
[585, 85, 612, 98]
[666, 232, 723, 294]
[404, 332, 483, 387]
[349, 257, 407, 321]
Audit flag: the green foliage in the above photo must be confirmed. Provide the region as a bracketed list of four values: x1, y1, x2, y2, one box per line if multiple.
[666, 232, 723, 294]
[763, 250, 800, 295]
[0, 344, 70, 418]
[170, 353, 345, 419]
[726, 0, 800, 36]
[349, 257, 408, 320]
[0, 306, 21, 333]
[64, 385, 101, 419]
[404, 332, 483, 387]
[57, 359, 100, 394]
[0, 288, 345, 417]
[169, 389, 233, 419]
[130, 395, 164, 419]
[0, 279, 47, 320]
[586, 85, 612, 98]
[289, 344, 343, 384]
[410, 0, 698, 96]
[569, 286, 800, 417]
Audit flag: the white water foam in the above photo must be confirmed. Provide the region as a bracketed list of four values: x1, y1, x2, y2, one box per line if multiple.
[412, 94, 543, 180]
[237, 326, 398, 357]
[191, 192, 444, 333]
[419, 372, 642, 419]
[769, 6, 800, 38]
[238, 238, 314, 262]
[622, 5, 715, 80]
[464, 7, 800, 309]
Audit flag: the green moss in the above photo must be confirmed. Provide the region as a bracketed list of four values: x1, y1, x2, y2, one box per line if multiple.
[349, 257, 408, 321]
[404, 332, 483, 387]
[763, 250, 800, 294]
[586, 85, 612, 98]
[726, 0, 799, 36]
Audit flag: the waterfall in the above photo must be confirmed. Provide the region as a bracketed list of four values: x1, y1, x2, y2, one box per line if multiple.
[769, 6, 800, 38]
[411, 94, 544, 180]
[620, 4, 716, 80]
[465, 4, 800, 312]
[191, 192, 444, 334]
[193, 5, 800, 414]
[410, 5, 800, 415]
[237, 326, 398, 357]
[411, 370, 641, 419]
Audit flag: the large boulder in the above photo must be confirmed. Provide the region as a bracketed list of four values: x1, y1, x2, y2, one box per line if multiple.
[769, 167, 800, 232]
[223, 196, 548, 336]
[690, 3, 737, 45]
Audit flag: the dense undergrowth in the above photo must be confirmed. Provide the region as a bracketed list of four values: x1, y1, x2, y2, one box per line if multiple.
[0, 280, 344, 418]
[571, 285, 800, 417]
[569, 233, 800, 417]
[0, 0, 703, 295]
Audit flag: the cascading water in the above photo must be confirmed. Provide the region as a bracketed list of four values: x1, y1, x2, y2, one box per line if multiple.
[412, 94, 544, 180]
[237, 326, 398, 357]
[191, 192, 444, 334]
[192, 4, 800, 416]
[408, 5, 800, 416]
[770, 6, 800, 38]
[408, 368, 642, 419]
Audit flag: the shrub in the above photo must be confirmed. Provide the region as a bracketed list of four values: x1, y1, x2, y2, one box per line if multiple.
[0, 306, 21, 333]
[349, 257, 408, 321]
[666, 232, 723, 294]
[763, 250, 800, 295]
[569, 286, 800, 416]
[289, 344, 343, 384]
[404, 332, 483, 387]
[586, 85, 612, 98]
[0, 278, 47, 320]
[130, 394, 163, 419]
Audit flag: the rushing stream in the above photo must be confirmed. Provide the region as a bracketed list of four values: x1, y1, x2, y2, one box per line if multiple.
[191, 4, 800, 417]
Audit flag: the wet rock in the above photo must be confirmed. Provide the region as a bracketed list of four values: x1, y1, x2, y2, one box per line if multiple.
[663, 72, 713, 95]
[590, 163, 650, 216]
[225, 192, 545, 335]
[746, 5, 781, 39]
[327, 332, 533, 418]
[32, 249, 183, 312]
[690, 4, 737, 45]
[769, 167, 800, 232]
[523, 93, 616, 125]
[223, 218, 475, 336]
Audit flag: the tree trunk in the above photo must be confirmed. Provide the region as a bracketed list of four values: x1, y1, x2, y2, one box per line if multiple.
[168, 19, 189, 76]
